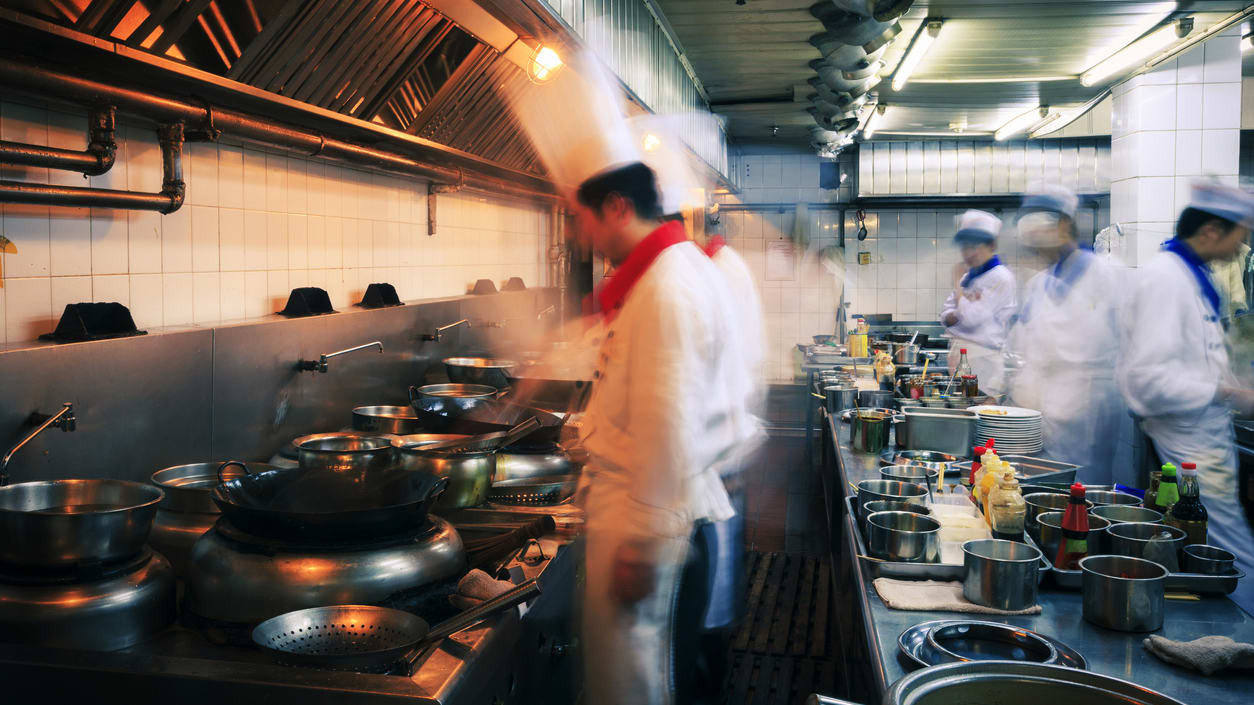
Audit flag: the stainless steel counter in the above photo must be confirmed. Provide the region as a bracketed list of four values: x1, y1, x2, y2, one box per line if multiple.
[821, 411, 1254, 704]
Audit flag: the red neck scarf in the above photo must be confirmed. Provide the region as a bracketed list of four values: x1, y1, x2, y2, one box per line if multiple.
[703, 235, 726, 258]
[597, 221, 688, 321]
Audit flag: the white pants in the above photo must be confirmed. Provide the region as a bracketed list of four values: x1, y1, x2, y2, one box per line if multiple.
[582, 486, 689, 705]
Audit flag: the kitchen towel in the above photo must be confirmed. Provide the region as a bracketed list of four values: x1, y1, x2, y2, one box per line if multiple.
[872, 578, 1044, 616]
[1143, 635, 1254, 675]
[450, 568, 515, 610]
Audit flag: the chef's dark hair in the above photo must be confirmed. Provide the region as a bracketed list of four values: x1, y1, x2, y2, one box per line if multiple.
[1177, 207, 1238, 240]
[576, 162, 663, 220]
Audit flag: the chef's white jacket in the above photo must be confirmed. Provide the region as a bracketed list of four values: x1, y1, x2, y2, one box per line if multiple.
[710, 243, 766, 384]
[940, 263, 1017, 351]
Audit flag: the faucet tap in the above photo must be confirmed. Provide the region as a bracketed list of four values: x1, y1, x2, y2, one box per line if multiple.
[422, 319, 469, 342]
[1, 403, 75, 486]
[297, 341, 384, 373]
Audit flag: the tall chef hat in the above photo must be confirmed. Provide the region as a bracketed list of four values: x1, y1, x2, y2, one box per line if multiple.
[1018, 183, 1078, 221]
[1187, 180, 1254, 229]
[953, 209, 1002, 245]
[627, 114, 714, 216]
[509, 48, 642, 195]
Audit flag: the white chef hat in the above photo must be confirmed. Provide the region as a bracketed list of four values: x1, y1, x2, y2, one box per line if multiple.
[509, 48, 642, 193]
[1187, 181, 1254, 229]
[953, 209, 1002, 245]
[627, 114, 715, 216]
[1018, 183, 1078, 220]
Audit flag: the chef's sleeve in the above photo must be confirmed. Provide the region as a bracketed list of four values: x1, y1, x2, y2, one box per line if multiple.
[947, 278, 1013, 337]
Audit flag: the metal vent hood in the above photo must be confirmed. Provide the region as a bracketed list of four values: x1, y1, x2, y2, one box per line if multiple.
[0, 0, 548, 186]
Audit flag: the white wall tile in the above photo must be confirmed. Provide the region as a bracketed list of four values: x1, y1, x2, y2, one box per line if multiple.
[1202, 83, 1241, 130]
[162, 273, 193, 326]
[287, 158, 307, 214]
[219, 208, 245, 271]
[162, 206, 191, 273]
[187, 142, 219, 207]
[242, 149, 267, 211]
[192, 272, 220, 324]
[266, 153, 287, 212]
[220, 271, 245, 321]
[218, 145, 244, 209]
[93, 274, 129, 306]
[129, 273, 163, 329]
[191, 205, 219, 272]
[3, 207, 51, 277]
[1176, 45, 1205, 84]
[1201, 129, 1240, 176]
[1175, 130, 1203, 176]
[267, 212, 288, 269]
[244, 271, 268, 318]
[127, 210, 162, 274]
[50, 208, 91, 276]
[5, 277, 51, 342]
[51, 275, 92, 314]
[288, 214, 308, 270]
[90, 210, 128, 275]
[1203, 35, 1241, 84]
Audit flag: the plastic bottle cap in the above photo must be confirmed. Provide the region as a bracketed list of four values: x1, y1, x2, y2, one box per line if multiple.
[1069, 481, 1086, 497]
[1162, 465, 1177, 477]
[1180, 465, 1198, 476]
[1181, 462, 1196, 470]
[986, 438, 995, 447]
[1161, 463, 1176, 472]
[974, 446, 987, 455]
[960, 348, 968, 354]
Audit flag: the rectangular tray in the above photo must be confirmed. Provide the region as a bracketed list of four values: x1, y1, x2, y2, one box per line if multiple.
[846, 495, 1050, 582]
[1048, 562, 1244, 595]
[950, 455, 1079, 485]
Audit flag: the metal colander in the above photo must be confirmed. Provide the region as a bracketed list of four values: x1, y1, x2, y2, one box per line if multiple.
[252, 605, 430, 671]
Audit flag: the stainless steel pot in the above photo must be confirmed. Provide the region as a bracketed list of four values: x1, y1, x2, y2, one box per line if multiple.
[296, 433, 396, 472]
[823, 385, 858, 415]
[412, 384, 502, 401]
[495, 446, 577, 482]
[149, 461, 276, 576]
[861, 500, 929, 537]
[443, 357, 517, 389]
[1091, 504, 1163, 525]
[1107, 522, 1186, 572]
[866, 511, 940, 562]
[1024, 492, 1093, 543]
[0, 479, 163, 568]
[858, 389, 894, 408]
[1183, 544, 1235, 574]
[962, 539, 1042, 611]
[1086, 490, 1141, 507]
[394, 434, 495, 509]
[1080, 555, 1167, 632]
[351, 405, 422, 435]
[855, 479, 927, 519]
[847, 409, 895, 454]
[891, 343, 919, 364]
[1037, 511, 1111, 558]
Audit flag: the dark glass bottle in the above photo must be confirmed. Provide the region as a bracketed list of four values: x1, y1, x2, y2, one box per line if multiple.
[1166, 463, 1208, 546]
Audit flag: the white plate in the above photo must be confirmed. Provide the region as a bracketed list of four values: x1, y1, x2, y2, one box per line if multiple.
[976, 406, 1042, 419]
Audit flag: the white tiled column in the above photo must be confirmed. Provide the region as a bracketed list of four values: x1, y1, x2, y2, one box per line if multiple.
[1110, 30, 1242, 266]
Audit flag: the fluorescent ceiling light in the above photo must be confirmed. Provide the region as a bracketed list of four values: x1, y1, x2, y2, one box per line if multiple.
[875, 131, 994, 137]
[862, 104, 886, 139]
[892, 20, 943, 91]
[995, 106, 1048, 141]
[1080, 18, 1191, 87]
[911, 75, 1075, 84]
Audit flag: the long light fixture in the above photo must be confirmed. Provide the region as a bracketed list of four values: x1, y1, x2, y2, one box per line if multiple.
[995, 106, 1050, 141]
[892, 19, 944, 91]
[862, 103, 886, 139]
[1080, 17, 1192, 87]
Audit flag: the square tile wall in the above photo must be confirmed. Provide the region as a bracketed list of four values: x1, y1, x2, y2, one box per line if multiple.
[0, 99, 549, 344]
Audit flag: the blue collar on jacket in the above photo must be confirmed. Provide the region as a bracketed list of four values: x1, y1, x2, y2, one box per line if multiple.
[961, 255, 1002, 287]
[1163, 238, 1221, 317]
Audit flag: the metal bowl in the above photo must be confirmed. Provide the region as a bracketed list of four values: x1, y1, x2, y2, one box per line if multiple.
[0, 479, 164, 568]
[411, 384, 500, 401]
[1080, 555, 1167, 632]
[393, 434, 494, 509]
[861, 500, 930, 537]
[1107, 522, 1187, 572]
[1024, 493, 1093, 542]
[866, 511, 941, 563]
[924, 620, 1059, 665]
[1091, 504, 1163, 525]
[880, 464, 940, 488]
[1183, 544, 1236, 575]
[443, 357, 517, 389]
[296, 434, 397, 473]
[351, 405, 422, 435]
[884, 449, 956, 474]
[962, 539, 1042, 611]
[855, 479, 927, 518]
[1085, 490, 1142, 507]
[1037, 511, 1111, 558]
[879, 660, 1186, 705]
[151, 462, 275, 514]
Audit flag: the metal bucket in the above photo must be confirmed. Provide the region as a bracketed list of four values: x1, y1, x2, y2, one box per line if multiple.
[962, 539, 1042, 611]
[849, 410, 893, 453]
[1080, 555, 1166, 632]
[823, 385, 858, 415]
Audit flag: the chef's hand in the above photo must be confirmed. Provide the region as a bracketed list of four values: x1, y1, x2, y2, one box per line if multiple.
[1219, 385, 1254, 417]
[951, 262, 968, 290]
[942, 311, 959, 326]
[611, 543, 658, 605]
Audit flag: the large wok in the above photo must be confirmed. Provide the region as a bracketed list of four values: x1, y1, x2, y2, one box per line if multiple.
[211, 464, 447, 541]
[407, 387, 565, 444]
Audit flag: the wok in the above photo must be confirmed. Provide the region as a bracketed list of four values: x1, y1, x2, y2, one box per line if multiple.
[408, 387, 564, 443]
[211, 464, 448, 540]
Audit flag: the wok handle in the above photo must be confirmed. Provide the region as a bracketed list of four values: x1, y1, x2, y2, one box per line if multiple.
[407, 385, 421, 407]
[402, 577, 541, 675]
[426, 476, 450, 503]
[217, 460, 250, 483]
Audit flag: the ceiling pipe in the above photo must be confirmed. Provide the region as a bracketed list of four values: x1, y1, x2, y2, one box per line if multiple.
[810, 2, 901, 47]
[831, 0, 916, 22]
[809, 32, 888, 72]
[0, 56, 554, 202]
[0, 104, 116, 176]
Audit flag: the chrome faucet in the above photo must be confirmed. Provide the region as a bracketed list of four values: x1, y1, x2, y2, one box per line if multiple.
[422, 319, 469, 342]
[1, 402, 76, 486]
[297, 341, 383, 373]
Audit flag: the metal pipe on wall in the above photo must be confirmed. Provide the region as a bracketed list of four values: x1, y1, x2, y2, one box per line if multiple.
[0, 105, 116, 176]
[0, 57, 554, 202]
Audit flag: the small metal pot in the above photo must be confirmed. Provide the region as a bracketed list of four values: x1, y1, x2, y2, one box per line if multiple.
[858, 389, 894, 409]
[962, 539, 1042, 611]
[411, 384, 501, 401]
[1024, 493, 1093, 543]
[861, 500, 929, 537]
[0, 479, 164, 568]
[443, 357, 517, 389]
[1036, 511, 1111, 559]
[149, 461, 275, 576]
[495, 446, 577, 483]
[393, 435, 495, 509]
[924, 621, 1060, 665]
[855, 479, 927, 519]
[891, 343, 920, 364]
[1092, 504, 1163, 526]
[296, 433, 397, 472]
[866, 511, 940, 562]
[879, 464, 938, 500]
[1086, 490, 1142, 507]
[1183, 544, 1236, 574]
[849, 409, 894, 454]
[1107, 522, 1186, 572]
[1080, 555, 1166, 632]
[823, 385, 858, 415]
[351, 405, 423, 435]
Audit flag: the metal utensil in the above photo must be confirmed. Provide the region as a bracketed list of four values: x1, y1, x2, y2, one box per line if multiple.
[1091, 504, 1163, 525]
[962, 539, 1043, 611]
[897, 620, 1088, 671]
[296, 433, 396, 472]
[443, 357, 517, 389]
[1085, 490, 1141, 507]
[252, 577, 540, 674]
[1107, 522, 1186, 572]
[866, 511, 940, 563]
[413, 417, 541, 454]
[407, 390, 564, 443]
[1182, 544, 1236, 575]
[879, 464, 938, 501]
[1036, 511, 1111, 559]
[412, 383, 503, 401]
[924, 620, 1059, 665]
[1080, 555, 1167, 632]
[350, 405, 423, 435]
[394, 435, 495, 509]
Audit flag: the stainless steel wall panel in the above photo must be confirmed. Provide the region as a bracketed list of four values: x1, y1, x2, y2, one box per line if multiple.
[990, 143, 1009, 193]
[939, 142, 957, 194]
[1042, 141, 1061, 187]
[1007, 142, 1026, 192]
[956, 143, 975, 194]
[1078, 143, 1097, 192]
[906, 142, 924, 194]
[860, 145, 875, 193]
[889, 142, 907, 194]
[1024, 141, 1043, 189]
[973, 144, 992, 194]
[923, 142, 940, 194]
[873, 142, 890, 194]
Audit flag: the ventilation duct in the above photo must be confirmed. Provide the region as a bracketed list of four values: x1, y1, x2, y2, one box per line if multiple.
[808, 106, 860, 133]
[810, 61, 879, 95]
[810, 2, 902, 47]
[831, 0, 916, 22]
[809, 33, 888, 72]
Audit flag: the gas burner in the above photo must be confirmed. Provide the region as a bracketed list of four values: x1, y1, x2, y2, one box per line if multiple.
[0, 548, 154, 585]
[185, 515, 467, 625]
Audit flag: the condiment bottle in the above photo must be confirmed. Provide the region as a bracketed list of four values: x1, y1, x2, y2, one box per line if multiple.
[978, 459, 1005, 521]
[1054, 482, 1090, 570]
[954, 348, 973, 385]
[968, 445, 987, 486]
[989, 470, 1026, 542]
[1154, 463, 1179, 515]
[975, 451, 1000, 509]
[1143, 467, 1163, 512]
[1165, 463, 1208, 546]
[961, 374, 979, 398]
[874, 351, 896, 391]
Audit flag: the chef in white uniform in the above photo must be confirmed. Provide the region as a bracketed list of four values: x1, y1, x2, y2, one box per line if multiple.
[1007, 185, 1127, 483]
[1118, 181, 1254, 616]
[511, 55, 756, 705]
[940, 210, 1017, 395]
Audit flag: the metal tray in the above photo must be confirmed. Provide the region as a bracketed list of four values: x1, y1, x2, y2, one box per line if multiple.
[1048, 562, 1244, 595]
[845, 495, 1050, 582]
[951, 455, 1079, 485]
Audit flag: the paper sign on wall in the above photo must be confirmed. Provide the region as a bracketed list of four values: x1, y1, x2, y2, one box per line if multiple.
[766, 240, 795, 281]
[858, 252, 872, 265]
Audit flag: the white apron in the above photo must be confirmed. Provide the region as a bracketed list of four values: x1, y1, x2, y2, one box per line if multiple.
[948, 339, 1006, 397]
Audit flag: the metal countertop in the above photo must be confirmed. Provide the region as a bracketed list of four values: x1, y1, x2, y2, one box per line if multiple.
[823, 412, 1254, 704]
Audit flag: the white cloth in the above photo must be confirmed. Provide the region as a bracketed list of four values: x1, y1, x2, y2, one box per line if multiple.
[1118, 250, 1254, 616]
[711, 244, 766, 387]
[871, 578, 1043, 615]
[1007, 250, 1128, 483]
[942, 263, 1016, 396]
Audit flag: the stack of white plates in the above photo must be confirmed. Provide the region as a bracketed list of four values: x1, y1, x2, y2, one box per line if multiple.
[975, 406, 1043, 454]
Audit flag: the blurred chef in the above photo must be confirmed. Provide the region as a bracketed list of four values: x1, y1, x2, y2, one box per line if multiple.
[1118, 181, 1254, 615]
[1007, 185, 1126, 483]
[511, 54, 755, 704]
[940, 210, 1017, 395]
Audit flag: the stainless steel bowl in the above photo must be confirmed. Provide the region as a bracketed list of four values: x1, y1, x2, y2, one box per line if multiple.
[296, 434, 397, 473]
[866, 511, 941, 563]
[0, 479, 164, 568]
[1091, 504, 1163, 525]
[879, 464, 939, 492]
[886, 449, 957, 472]
[858, 389, 894, 408]
[962, 539, 1042, 611]
[861, 500, 930, 537]
[443, 357, 517, 389]
[924, 620, 1059, 665]
[393, 434, 494, 509]
[1037, 511, 1111, 559]
[1086, 490, 1142, 507]
[1080, 555, 1167, 632]
[822, 385, 858, 415]
[411, 384, 500, 401]
[855, 479, 927, 519]
[871, 661, 1187, 705]
[1183, 544, 1236, 575]
[351, 405, 422, 435]
[1107, 522, 1186, 572]
[1024, 493, 1093, 542]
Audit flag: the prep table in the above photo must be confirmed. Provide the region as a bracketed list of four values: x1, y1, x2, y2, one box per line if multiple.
[820, 411, 1254, 704]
